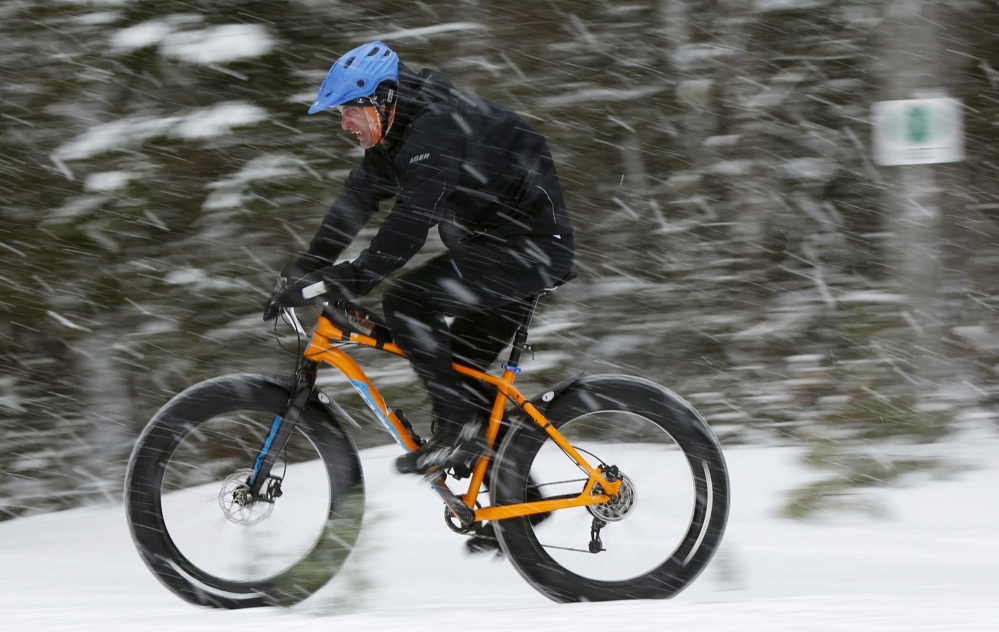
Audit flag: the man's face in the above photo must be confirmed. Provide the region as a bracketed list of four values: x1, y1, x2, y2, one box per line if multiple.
[338, 105, 376, 149]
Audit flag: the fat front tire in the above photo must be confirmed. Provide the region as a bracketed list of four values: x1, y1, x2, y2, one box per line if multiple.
[125, 374, 364, 609]
[491, 375, 729, 603]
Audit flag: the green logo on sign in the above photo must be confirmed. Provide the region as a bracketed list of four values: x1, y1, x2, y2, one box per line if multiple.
[907, 106, 930, 143]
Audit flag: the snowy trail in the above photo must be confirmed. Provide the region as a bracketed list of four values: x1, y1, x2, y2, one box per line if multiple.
[2, 441, 998, 631]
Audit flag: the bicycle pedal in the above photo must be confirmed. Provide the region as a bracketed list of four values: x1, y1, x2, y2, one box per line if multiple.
[450, 462, 473, 479]
[394, 408, 423, 445]
[463, 522, 503, 557]
[465, 537, 501, 556]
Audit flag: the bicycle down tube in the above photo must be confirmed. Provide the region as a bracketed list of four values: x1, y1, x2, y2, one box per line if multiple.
[303, 314, 622, 523]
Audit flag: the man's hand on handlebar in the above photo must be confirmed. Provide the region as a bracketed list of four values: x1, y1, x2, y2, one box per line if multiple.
[262, 262, 359, 321]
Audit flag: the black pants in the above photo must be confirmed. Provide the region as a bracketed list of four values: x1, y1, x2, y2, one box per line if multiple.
[382, 234, 573, 429]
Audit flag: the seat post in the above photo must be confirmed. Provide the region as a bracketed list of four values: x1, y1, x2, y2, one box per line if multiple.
[505, 292, 545, 369]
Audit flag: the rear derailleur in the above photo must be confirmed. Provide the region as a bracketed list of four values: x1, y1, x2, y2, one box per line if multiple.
[587, 464, 622, 554]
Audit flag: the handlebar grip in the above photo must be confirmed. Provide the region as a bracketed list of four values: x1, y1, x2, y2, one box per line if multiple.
[302, 280, 327, 300]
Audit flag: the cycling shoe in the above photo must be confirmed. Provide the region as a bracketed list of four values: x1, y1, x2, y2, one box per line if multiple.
[395, 420, 487, 476]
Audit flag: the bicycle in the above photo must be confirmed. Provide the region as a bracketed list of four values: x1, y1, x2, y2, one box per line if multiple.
[124, 274, 730, 607]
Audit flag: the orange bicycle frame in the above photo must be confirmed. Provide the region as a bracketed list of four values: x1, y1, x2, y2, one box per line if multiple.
[304, 315, 621, 523]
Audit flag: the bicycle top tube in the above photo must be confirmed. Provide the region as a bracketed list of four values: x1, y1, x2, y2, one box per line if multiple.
[306, 312, 526, 391]
[303, 313, 503, 454]
[300, 300, 622, 524]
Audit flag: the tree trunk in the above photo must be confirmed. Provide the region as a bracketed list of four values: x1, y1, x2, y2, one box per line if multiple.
[880, 0, 950, 393]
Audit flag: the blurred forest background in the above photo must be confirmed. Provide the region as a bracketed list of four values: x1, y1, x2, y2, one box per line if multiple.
[3, 0, 999, 520]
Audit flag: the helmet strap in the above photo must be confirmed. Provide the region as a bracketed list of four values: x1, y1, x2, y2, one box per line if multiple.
[384, 103, 396, 135]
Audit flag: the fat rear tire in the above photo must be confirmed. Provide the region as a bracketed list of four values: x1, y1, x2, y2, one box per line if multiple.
[491, 375, 729, 603]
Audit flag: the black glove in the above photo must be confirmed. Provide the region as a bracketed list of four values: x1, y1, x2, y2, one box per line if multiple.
[263, 262, 359, 321]
[263, 263, 304, 322]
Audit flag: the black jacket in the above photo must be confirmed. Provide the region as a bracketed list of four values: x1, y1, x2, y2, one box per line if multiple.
[295, 64, 573, 295]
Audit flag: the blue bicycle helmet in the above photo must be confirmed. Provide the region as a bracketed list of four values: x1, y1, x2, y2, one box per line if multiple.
[308, 41, 399, 114]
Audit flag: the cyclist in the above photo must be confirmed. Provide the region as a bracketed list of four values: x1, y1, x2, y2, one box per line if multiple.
[265, 41, 574, 477]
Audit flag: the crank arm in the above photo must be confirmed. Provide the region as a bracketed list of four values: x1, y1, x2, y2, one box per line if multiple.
[430, 475, 475, 527]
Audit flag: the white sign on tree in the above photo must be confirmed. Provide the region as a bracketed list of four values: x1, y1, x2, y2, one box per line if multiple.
[872, 98, 964, 166]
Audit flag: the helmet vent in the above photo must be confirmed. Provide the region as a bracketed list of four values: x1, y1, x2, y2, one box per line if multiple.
[308, 41, 399, 114]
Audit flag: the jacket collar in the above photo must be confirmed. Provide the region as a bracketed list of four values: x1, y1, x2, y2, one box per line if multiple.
[375, 62, 457, 153]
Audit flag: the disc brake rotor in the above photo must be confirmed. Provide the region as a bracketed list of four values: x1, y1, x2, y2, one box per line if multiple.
[218, 468, 274, 526]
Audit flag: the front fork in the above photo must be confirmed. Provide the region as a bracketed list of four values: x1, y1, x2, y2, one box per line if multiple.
[247, 360, 319, 500]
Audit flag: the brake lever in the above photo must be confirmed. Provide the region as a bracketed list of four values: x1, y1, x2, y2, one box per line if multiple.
[280, 307, 308, 336]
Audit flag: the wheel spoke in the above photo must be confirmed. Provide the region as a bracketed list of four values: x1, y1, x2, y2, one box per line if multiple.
[493, 377, 729, 602]
[527, 427, 694, 582]
[539, 543, 594, 554]
[125, 375, 364, 608]
[162, 431, 333, 582]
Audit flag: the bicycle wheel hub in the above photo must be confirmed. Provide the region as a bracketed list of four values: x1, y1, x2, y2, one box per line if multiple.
[218, 468, 274, 526]
[588, 473, 636, 522]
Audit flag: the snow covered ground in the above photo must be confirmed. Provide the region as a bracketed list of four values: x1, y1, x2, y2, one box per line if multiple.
[2, 437, 998, 631]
